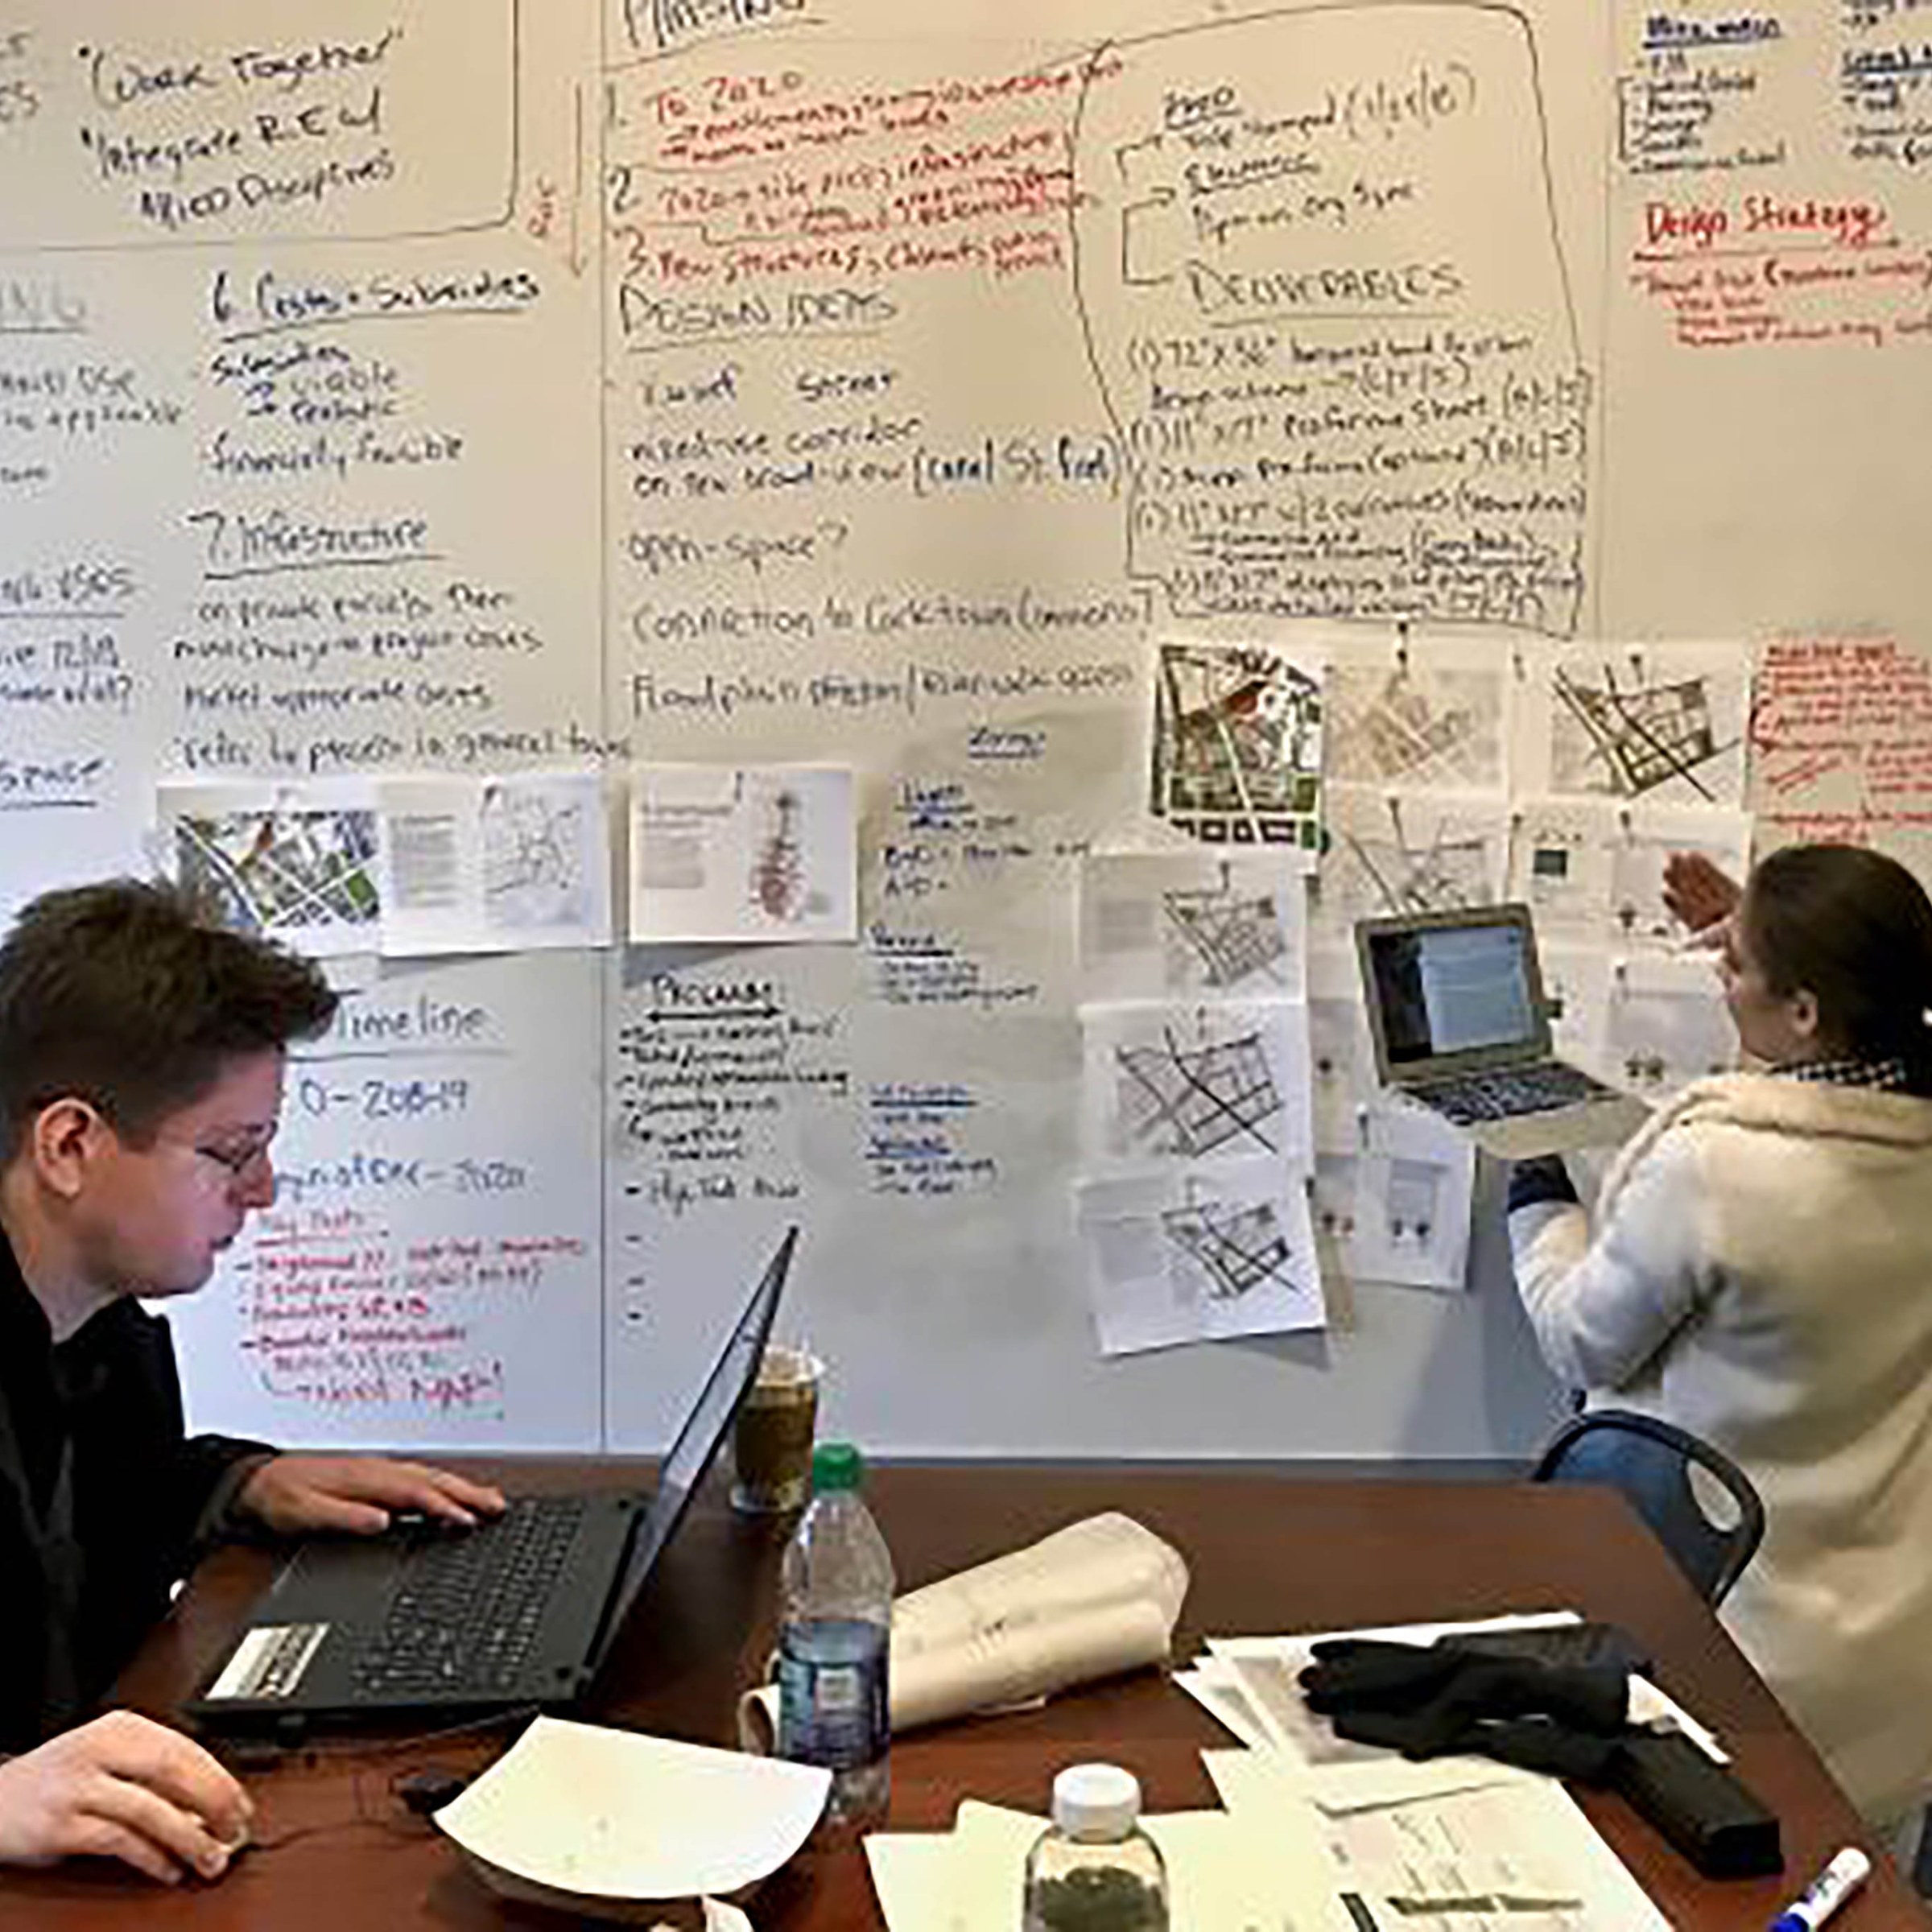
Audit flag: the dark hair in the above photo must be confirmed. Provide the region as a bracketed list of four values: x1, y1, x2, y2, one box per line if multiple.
[0, 878, 338, 1164]
[1743, 844, 1932, 1081]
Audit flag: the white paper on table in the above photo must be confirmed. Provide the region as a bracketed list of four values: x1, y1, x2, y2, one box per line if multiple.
[1078, 998, 1313, 1173]
[862, 1831, 963, 1932]
[630, 763, 856, 943]
[1079, 850, 1307, 1002]
[374, 769, 611, 955]
[434, 1716, 829, 1908]
[1331, 1777, 1671, 1931]
[951, 1798, 1356, 1932]
[159, 776, 382, 958]
[1174, 1657, 1276, 1753]
[1206, 1735, 1530, 1817]
[1076, 1159, 1325, 1356]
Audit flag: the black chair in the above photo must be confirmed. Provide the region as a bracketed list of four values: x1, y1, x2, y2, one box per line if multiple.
[1529, 1409, 1765, 1607]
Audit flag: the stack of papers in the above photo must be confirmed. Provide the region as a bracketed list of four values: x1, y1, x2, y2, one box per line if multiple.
[859, 1608, 1718, 1930]
[1170, 1612, 1703, 1931]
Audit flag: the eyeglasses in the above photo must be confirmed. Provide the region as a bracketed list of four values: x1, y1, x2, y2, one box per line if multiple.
[147, 1130, 275, 1182]
[190, 1137, 275, 1179]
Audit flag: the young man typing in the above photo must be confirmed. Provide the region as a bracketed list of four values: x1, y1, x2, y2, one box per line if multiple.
[0, 879, 506, 1883]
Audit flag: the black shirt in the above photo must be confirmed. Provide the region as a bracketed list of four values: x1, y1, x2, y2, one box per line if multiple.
[0, 1227, 267, 1748]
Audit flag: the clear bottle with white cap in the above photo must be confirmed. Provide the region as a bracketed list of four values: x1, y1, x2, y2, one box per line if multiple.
[1022, 1763, 1169, 1932]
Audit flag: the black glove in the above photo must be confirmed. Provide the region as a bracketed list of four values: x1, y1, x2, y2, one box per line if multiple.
[1299, 1638, 1629, 1761]
[1507, 1154, 1579, 1212]
[1331, 1708, 1621, 1780]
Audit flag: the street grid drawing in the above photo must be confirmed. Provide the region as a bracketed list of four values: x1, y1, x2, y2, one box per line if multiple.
[1161, 1196, 1300, 1302]
[1551, 663, 1729, 799]
[175, 809, 380, 936]
[1160, 881, 1290, 990]
[1330, 662, 1505, 791]
[481, 784, 591, 929]
[1113, 1022, 1282, 1158]
[1320, 795, 1503, 928]
[1151, 643, 1323, 850]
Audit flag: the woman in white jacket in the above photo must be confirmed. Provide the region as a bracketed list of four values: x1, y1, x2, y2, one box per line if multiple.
[1508, 843, 1932, 1847]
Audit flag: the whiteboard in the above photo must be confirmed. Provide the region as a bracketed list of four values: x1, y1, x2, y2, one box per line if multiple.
[3, 0, 1922, 1459]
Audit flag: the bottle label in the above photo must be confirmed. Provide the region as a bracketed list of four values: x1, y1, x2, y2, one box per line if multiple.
[777, 1618, 889, 1773]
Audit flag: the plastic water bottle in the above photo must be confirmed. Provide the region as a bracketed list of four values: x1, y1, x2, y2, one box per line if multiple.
[776, 1441, 894, 1829]
[1023, 1764, 1169, 1932]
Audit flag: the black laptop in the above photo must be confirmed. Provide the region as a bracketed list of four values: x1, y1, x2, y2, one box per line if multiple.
[187, 1226, 797, 1731]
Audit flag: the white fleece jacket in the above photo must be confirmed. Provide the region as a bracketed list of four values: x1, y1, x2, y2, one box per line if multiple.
[1509, 1072, 1932, 1826]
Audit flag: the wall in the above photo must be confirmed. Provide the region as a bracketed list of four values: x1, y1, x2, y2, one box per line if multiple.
[2, 0, 1918, 1458]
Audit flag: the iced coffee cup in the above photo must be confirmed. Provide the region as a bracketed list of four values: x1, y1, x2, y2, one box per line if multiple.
[730, 1344, 821, 1513]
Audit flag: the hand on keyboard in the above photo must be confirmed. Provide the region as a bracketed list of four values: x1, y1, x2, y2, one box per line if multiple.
[235, 1455, 508, 1538]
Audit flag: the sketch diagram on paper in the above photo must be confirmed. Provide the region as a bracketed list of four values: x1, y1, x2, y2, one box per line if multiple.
[1162, 1195, 1301, 1302]
[1315, 789, 1509, 935]
[1161, 878, 1292, 991]
[171, 799, 379, 950]
[1507, 797, 1748, 947]
[1080, 1000, 1312, 1171]
[1328, 646, 1509, 792]
[1555, 664, 1724, 796]
[1076, 1160, 1324, 1356]
[1508, 797, 1616, 936]
[482, 781, 593, 931]
[630, 764, 857, 945]
[1116, 1025, 1282, 1158]
[1150, 642, 1323, 856]
[1522, 645, 1749, 807]
[1080, 852, 1306, 1002]
[749, 785, 807, 923]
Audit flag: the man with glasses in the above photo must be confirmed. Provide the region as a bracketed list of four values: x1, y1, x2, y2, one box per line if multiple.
[0, 877, 506, 1885]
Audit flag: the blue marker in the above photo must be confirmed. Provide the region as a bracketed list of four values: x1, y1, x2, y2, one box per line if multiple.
[1769, 1847, 1871, 1932]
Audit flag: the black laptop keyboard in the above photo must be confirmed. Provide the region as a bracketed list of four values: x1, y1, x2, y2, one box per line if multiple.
[1423, 1062, 1610, 1123]
[349, 1495, 586, 1700]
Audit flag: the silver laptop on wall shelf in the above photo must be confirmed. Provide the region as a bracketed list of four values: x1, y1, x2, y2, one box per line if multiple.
[1354, 906, 1649, 1159]
[187, 1226, 799, 1734]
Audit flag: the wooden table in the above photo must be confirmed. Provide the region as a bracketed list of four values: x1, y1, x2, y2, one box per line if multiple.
[0, 1465, 1922, 1928]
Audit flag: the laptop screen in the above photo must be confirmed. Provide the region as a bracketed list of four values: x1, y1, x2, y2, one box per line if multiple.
[586, 1224, 796, 1675]
[1360, 911, 1546, 1072]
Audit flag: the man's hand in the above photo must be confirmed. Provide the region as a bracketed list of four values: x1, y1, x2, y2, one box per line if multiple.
[0, 1711, 252, 1885]
[1662, 851, 1742, 939]
[236, 1455, 506, 1537]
